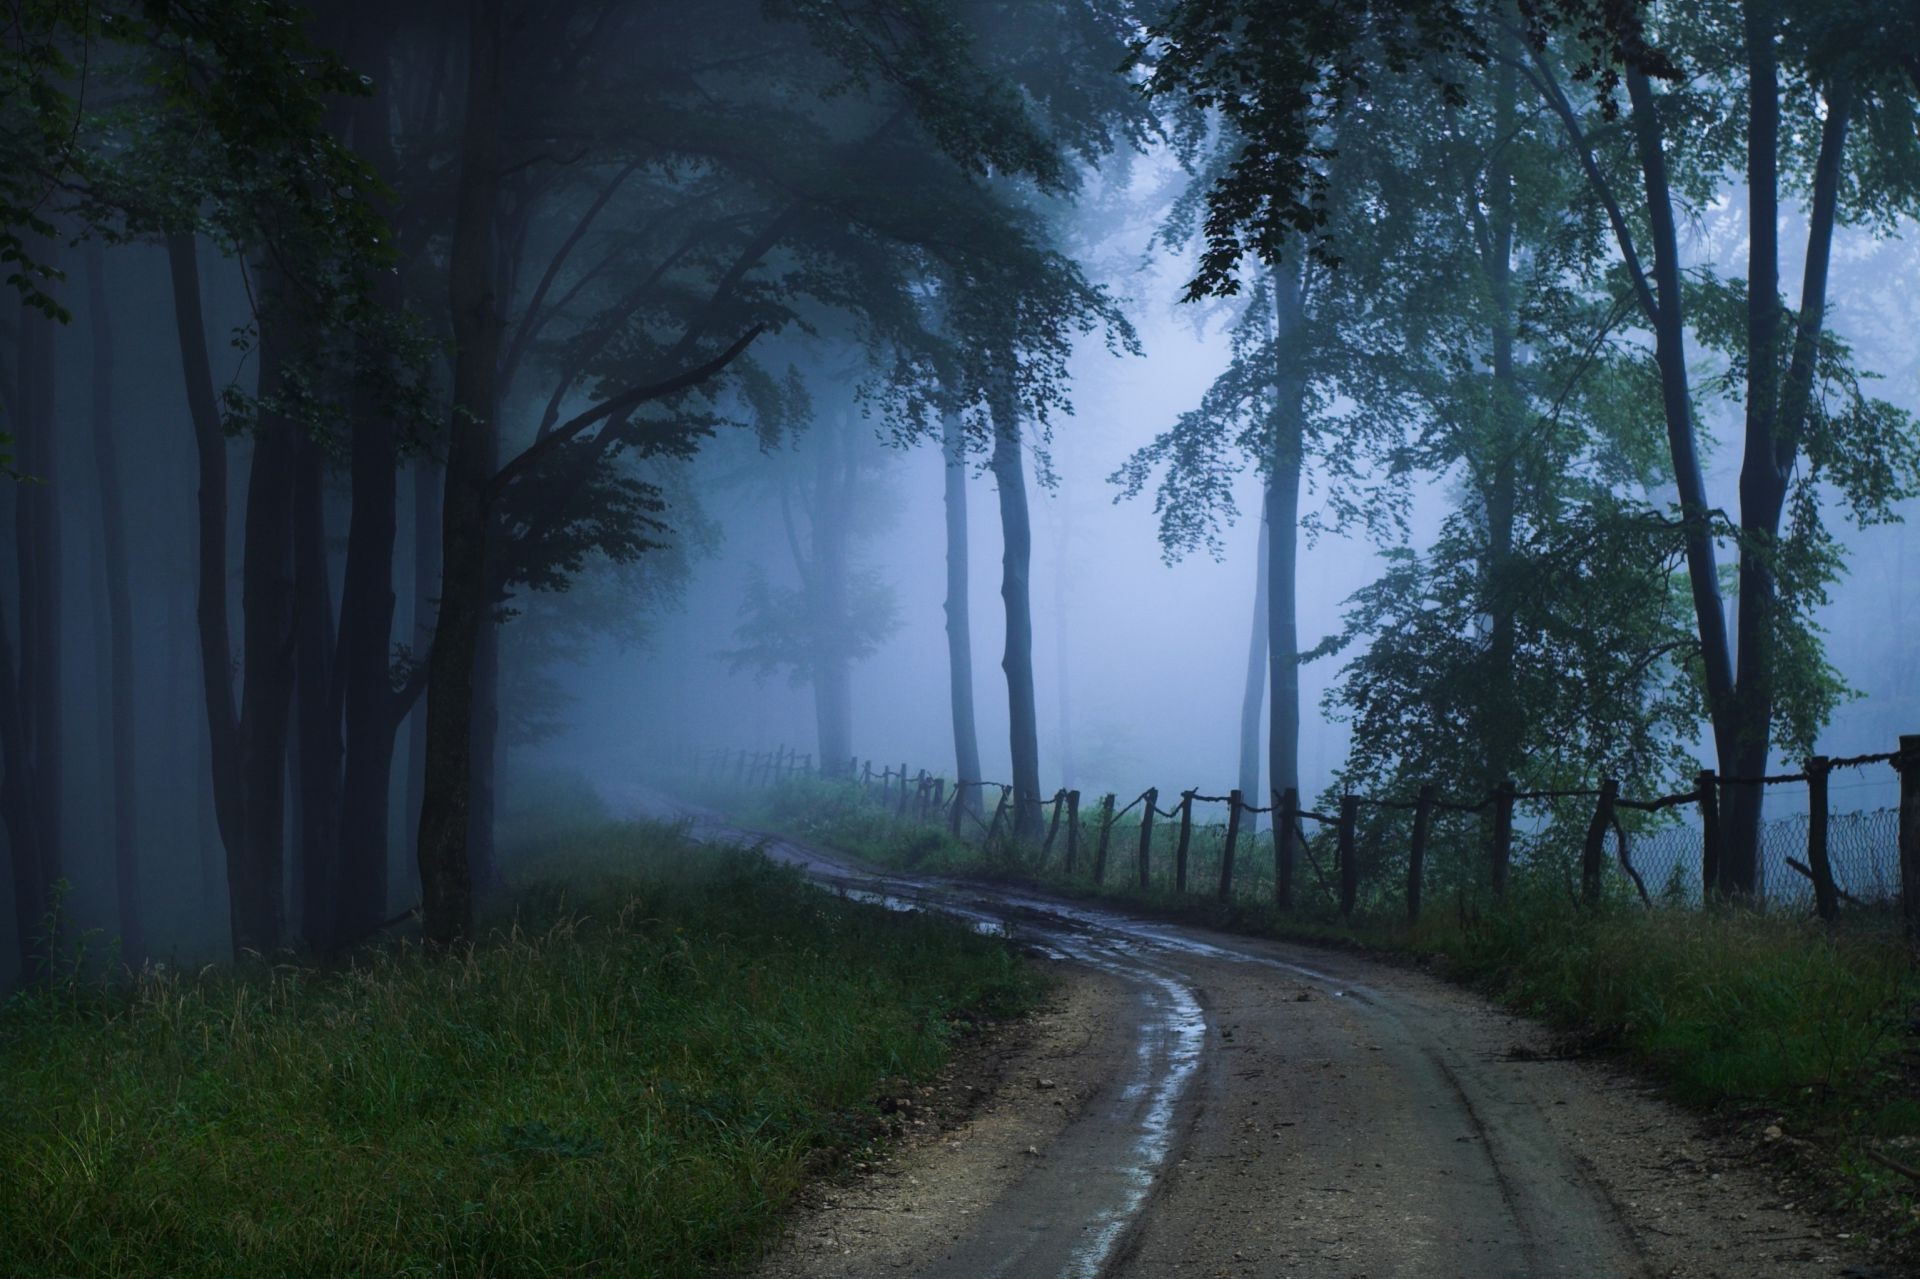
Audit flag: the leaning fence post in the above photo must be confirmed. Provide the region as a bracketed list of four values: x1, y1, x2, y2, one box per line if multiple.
[897, 768, 913, 818]
[1174, 791, 1195, 892]
[1580, 779, 1619, 908]
[1041, 790, 1066, 860]
[985, 788, 1009, 845]
[931, 777, 946, 821]
[1065, 790, 1082, 874]
[1490, 780, 1514, 899]
[1900, 736, 1920, 939]
[949, 784, 965, 836]
[1803, 756, 1837, 922]
[1138, 789, 1158, 890]
[1219, 789, 1244, 901]
[1408, 784, 1436, 925]
[1093, 793, 1116, 884]
[1698, 769, 1722, 904]
[1337, 796, 1359, 918]
[862, 759, 873, 790]
[1275, 788, 1298, 909]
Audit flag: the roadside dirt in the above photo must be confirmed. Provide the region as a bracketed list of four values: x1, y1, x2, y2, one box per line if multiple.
[631, 793, 1894, 1279]
[760, 963, 1134, 1277]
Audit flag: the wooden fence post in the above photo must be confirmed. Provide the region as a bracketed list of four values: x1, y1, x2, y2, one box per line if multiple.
[862, 759, 872, 789]
[1337, 796, 1359, 918]
[1408, 784, 1436, 925]
[985, 788, 1009, 845]
[1804, 756, 1837, 922]
[1093, 793, 1116, 884]
[1900, 736, 1920, 939]
[1042, 790, 1066, 860]
[1580, 779, 1619, 908]
[931, 777, 946, 821]
[1219, 789, 1244, 901]
[1174, 792, 1196, 893]
[1138, 789, 1158, 890]
[1490, 780, 1514, 899]
[897, 768, 912, 818]
[1275, 788, 1298, 909]
[1065, 790, 1082, 874]
[1698, 769, 1722, 903]
[948, 784, 965, 836]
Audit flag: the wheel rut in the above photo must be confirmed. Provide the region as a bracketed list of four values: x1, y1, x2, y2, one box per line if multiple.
[632, 792, 1873, 1279]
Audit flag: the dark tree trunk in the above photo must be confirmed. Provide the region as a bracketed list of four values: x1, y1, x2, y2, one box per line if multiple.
[942, 408, 983, 810]
[416, 0, 505, 946]
[1238, 510, 1267, 826]
[467, 615, 500, 892]
[988, 380, 1043, 838]
[291, 426, 341, 950]
[0, 587, 44, 980]
[1480, 48, 1523, 792]
[406, 455, 442, 843]
[85, 243, 141, 962]
[12, 295, 62, 974]
[168, 233, 248, 946]
[233, 300, 300, 956]
[1265, 263, 1307, 809]
[333, 4, 405, 946]
[809, 425, 855, 771]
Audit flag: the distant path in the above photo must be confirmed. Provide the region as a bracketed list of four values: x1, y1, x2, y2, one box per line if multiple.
[619, 784, 1861, 1278]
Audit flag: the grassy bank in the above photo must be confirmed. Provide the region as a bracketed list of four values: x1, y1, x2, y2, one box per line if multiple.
[723, 775, 1920, 1221]
[0, 818, 1042, 1278]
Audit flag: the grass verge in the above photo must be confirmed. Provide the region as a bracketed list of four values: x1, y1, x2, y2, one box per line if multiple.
[719, 773, 1920, 1239]
[0, 818, 1042, 1278]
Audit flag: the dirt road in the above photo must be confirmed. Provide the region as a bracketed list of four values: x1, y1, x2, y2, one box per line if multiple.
[640, 797, 1874, 1278]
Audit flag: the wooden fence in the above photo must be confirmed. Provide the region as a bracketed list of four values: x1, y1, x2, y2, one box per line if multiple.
[692, 738, 1920, 934]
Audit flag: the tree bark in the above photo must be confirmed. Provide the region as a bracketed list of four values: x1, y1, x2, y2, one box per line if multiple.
[291, 424, 340, 950]
[167, 232, 248, 930]
[810, 417, 855, 771]
[233, 292, 300, 957]
[1238, 509, 1267, 830]
[85, 244, 141, 962]
[1265, 262, 1307, 810]
[942, 408, 983, 810]
[988, 378, 1043, 838]
[406, 455, 442, 844]
[12, 294, 61, 973]
[416, 0, 506, 946]
[1480, 46, 1523, 792]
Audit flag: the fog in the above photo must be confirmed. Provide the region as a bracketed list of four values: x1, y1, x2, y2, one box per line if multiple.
[5, 2, 1918, 982]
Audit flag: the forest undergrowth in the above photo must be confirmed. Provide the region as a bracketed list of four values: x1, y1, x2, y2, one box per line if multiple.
[723, 774, 1920, 1233]
[0, 812, 1041, 1278]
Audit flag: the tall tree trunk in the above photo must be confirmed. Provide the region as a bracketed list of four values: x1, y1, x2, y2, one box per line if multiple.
[168, 233, 248, 950]
[467, 616, 500, 892]
[85, 242, 141, 962]
[406, 455, 441, 844]
[291, 426, 340, 950]
[1481, 45, 1522, 792]
[810, 418, 854, 771]
[988, 379, 1043, 838]
[14, 295, 61, 972]
[233, 297, 300, 956]
[941, 408, 983, 809]
[0, 586, 44, 980]
[1238, 510, 1268, 824]
[1265, 264, 1307, 810]
[417, 0, 505, 945]
[332, 4, 406, 946]
[1623, 68, 1741, 834]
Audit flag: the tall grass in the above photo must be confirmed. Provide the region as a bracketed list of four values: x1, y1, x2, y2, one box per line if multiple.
[0, 819, 1041, 1278]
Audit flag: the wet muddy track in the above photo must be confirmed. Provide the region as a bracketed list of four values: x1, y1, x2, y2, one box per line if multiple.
[645, 798, 1870, 1278]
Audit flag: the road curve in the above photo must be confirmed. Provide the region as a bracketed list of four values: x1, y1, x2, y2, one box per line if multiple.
[635, 793, 1864, 1279]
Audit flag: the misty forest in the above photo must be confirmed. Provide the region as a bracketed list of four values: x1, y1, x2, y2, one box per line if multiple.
[6, 2, 1920, 1276]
